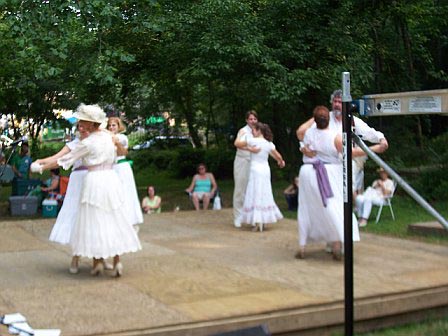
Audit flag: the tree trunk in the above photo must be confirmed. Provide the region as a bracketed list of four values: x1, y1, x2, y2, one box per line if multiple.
[207, 80, 220, 148]
[177, 87, 202, 149]
[415, 116, 424, 151]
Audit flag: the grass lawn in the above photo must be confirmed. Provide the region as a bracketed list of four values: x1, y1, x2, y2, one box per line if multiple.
[133, 170, 448, 243]
[348, 316, 448, 336]
[2, 170, 447, 245]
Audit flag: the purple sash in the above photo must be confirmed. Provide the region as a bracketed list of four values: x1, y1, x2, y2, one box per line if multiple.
[312, 160, 334, 207]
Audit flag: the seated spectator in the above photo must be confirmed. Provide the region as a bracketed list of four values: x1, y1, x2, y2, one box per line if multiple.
[141, 185, 162, 214]
[284, 176, 299, 211]
[29, 168, 61, 203]
[185, 163, 218, 210]
[41, 168, 61, 195]
[11, 143, 31, 179]
[353, 155, 367, 197]
[356, 167, 394, 227]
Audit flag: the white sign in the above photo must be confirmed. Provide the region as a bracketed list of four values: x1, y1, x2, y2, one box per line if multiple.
[409, 96, 441, 113]
[379, 99, 401, 113]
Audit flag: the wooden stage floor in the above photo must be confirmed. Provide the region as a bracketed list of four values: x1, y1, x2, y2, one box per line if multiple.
[1, 209, 447, 335]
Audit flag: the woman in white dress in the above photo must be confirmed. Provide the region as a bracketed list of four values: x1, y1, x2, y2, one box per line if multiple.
[107, 117, 143, 229]
[234, 122, 285, 232]
[297, 106, 382, 260]
[33, 124, 90, 274]
[57, 104, 141, 276]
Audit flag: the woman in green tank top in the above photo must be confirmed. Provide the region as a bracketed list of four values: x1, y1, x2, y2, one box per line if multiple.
[185, 163, 218, 210]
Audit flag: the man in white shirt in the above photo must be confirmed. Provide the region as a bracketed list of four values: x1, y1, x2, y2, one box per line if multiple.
[297, 89, 388, 150]
[233, 110, 258, 227]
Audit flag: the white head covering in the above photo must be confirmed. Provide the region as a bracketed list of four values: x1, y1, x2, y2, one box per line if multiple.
[74, 104, 106, 124]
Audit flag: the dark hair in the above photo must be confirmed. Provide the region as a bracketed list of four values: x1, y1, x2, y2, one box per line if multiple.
[197, 163, 207, 172]
[313, 105, 330, 116]
[147, 185, 156, 195]
[245, 110, 258, 120]
[254, 122, 273, 142]
[313, 105, 330, 130]
[291, 177, 299, 190]
[50, 168, 60, 175]
[20, 143, 29, 153]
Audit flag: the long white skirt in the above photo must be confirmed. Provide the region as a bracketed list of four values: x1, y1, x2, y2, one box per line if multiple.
[113, 162, 143, 225]
[49, 170, 87, 245]
[298, 164, 359, 247]
[70, 169, 142, 258]
[239, 161, 283, 225]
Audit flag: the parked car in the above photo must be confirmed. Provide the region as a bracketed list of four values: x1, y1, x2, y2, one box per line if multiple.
[132, 136, 195, 150]
[132, 140, 153, 150]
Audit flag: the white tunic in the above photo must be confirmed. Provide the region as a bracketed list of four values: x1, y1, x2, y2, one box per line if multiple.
[58, 130, 141, 258]
[298, 128, 359, 247]
[233, 124, 254, 226]
[310, 111, 385, 191]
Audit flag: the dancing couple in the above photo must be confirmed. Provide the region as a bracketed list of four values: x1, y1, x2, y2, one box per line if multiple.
[32, 104, 142, 276]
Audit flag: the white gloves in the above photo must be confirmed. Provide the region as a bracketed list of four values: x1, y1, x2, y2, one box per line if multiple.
[30, 162, 43, 174]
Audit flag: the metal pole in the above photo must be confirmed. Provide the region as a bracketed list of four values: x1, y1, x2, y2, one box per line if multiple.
[0, 143, 19, 179]
[342, 72, 353, 336]
[353, 134, 448, 229]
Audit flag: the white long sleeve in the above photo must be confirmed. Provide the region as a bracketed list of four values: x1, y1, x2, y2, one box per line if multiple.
[57, 141, 89, 170]
[353, 116, 385, 143]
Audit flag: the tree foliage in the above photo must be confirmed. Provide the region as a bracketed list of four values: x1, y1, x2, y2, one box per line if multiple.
[0, 0, 447, 170]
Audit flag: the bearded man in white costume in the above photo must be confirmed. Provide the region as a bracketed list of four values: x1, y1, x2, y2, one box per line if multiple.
[232, 110, 258, 228]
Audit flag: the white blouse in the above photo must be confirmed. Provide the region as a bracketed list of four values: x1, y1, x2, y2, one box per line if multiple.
[115, 133, 128, 161]
[58, 130, 116, 170]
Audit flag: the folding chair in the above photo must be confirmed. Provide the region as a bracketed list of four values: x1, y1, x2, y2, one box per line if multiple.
[375, 181, 397, 224]
[187, 188, 219, 209]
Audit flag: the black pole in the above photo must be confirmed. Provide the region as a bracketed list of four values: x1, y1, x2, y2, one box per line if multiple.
[0, 143, 19, 179]
[342, 72, 354, 336]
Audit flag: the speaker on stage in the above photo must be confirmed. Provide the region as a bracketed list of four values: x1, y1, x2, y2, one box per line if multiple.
[211, 324, 271, 336]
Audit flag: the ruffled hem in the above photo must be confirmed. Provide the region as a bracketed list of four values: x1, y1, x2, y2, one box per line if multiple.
[240, 206, 283, 225]
[70, 203, 142, 258]
[71, 246, 141, 259]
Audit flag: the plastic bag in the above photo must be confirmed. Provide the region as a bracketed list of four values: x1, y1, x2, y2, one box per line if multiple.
[213, 194, 221, 210]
